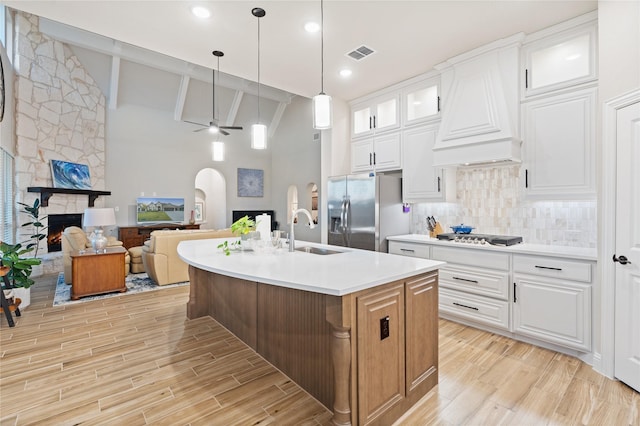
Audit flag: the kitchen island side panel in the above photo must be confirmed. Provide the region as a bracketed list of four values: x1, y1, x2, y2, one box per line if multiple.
[188, 266, 258, 350]
[256, 284, 338, 411]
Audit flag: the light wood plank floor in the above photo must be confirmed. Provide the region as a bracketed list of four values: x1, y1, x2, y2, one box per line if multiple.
[1, 273, 638, 425]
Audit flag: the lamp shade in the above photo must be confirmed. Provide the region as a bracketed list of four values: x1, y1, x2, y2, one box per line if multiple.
[312, 93, 332, 129]
[251, 123, 267, 150]
[83, 208, 116, 228]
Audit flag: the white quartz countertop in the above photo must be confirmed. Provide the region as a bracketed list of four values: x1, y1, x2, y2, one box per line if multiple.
[387, 234, 597, 261]
[178, 238, 445, 296]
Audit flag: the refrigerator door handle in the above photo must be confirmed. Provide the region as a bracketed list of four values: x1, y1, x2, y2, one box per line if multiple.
[344, 198, 351, 247]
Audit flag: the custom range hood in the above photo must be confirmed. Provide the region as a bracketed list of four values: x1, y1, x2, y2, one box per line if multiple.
[433, 34, 524, 167]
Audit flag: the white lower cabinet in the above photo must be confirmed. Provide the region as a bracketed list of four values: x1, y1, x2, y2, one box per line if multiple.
[440, 287, 510, 330]
[388, 239, 596, 354]
[512, 275, 591, 351]
[388, 241, 430, 259]
[512, 254, 593, 352]
[432, 246, 511, 331]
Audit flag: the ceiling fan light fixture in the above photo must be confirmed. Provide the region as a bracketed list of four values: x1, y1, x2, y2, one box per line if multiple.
[252, 7, 267, 150]
[305, 21, 320, 33]
[191, 6, 211, 19]
[313, 0, 332, 130]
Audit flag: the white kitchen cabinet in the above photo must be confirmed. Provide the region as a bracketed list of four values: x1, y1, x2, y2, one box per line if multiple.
[388, 240, 430, 258]
[401, 77, 440, 127]
[402, 124, 454, 203]
[350, 132, 401, 173]
[522, 87, 596, 199]
[522, 18, 597, 99]
[432, 246, 511, 331]
[440, 287, 511, 331]
[389, 238, 596, 355]
[351, 92, 400, 138]
[512, 254, 593, 352]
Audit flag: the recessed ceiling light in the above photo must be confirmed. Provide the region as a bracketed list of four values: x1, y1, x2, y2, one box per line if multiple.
[305, 21, 320, 33]
[192, 6, 211, 19]
[339, 69, 352, 77]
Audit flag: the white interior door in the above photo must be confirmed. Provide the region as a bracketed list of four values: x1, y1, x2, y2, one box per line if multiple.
[614, 101, 640, 392]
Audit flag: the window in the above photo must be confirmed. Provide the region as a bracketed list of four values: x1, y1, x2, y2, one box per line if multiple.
[1, 147, 14, 243]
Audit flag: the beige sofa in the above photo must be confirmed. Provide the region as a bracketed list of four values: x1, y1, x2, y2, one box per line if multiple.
[61, 226, 130, 284]
[142, 228, 234, 286]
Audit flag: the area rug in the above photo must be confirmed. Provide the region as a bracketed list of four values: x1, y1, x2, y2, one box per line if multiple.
[53, 272, 189, 306]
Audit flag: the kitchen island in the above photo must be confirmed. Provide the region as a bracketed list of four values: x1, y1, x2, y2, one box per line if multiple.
[178, 238, 444, 426]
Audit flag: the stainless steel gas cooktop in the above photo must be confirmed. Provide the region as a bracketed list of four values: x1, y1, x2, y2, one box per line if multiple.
[436, 233, 523, 246]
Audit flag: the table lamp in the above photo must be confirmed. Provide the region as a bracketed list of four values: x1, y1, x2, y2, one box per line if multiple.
[83, 208, 116, 252]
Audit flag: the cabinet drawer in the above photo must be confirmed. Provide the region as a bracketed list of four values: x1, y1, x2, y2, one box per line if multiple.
[388, 241, 430, 259]
[513, 255, 592, 283]
[439, 288, 510, 331]
[432, 246, 509, 271]
[439, 265, 509, 300]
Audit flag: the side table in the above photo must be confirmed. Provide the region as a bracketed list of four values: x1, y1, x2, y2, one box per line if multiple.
[70, 246, 127, 300]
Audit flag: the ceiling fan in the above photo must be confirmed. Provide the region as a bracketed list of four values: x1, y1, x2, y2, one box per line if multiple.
[185, 50, 243, 136]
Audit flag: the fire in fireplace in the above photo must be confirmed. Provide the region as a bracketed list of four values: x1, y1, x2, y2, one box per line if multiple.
[47, 214, 82, 252]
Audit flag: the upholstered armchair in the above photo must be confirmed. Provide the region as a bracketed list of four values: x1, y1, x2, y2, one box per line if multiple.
[61, 226, 130, 284]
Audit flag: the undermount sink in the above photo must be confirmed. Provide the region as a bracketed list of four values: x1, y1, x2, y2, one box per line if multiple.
[295, 246, 343, 255]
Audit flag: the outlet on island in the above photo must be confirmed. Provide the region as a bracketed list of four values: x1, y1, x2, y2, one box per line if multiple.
[380, 316, 390, 340]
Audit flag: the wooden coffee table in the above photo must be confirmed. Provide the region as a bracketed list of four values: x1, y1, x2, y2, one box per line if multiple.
[70, 246, 127, 300]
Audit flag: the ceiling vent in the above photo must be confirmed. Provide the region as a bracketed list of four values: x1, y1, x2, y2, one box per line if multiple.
[346, 45, 375, 61]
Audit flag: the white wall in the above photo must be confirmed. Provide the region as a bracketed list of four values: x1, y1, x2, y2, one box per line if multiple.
[106, 103, 275, 227]
[271, 95, 321, 242]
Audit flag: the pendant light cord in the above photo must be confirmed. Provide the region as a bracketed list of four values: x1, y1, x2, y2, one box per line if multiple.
[257, 14, 261, 123]
[320, 0, 324, 95]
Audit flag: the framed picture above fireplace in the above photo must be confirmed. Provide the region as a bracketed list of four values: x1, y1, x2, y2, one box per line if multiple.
[50, 160, 91, 190]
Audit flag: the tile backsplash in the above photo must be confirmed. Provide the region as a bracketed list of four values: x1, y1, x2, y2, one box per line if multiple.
[411, 164, 596, 248]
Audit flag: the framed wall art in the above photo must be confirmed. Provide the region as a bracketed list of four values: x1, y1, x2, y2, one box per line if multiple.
[50, 160, 92, 190]
[237, 168, 264, 197]
[194, 202, 204, 222]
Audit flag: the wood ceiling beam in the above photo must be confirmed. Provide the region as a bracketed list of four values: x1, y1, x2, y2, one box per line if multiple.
[39, 17, 294, 104]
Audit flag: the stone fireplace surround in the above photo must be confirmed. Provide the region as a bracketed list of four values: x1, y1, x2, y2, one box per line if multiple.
[12, 12, 108, 275]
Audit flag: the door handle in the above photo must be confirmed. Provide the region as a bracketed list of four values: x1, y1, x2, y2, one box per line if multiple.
[613, 254, 632, 265]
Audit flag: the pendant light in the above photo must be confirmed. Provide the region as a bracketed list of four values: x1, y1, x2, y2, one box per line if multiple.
[251, 7, 267, 150]
[212, 50, 224, 161]
[312, 0, 332, 129]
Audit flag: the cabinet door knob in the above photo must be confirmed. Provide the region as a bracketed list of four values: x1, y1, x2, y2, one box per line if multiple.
[613, 254, 632, 265]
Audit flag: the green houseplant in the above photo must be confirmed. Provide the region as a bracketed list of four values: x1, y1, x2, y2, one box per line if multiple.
[0, 199, 46, 292]
[18, 198, 48, 258]
[0, 241, 41, 289]
[218, 215, 257, 255]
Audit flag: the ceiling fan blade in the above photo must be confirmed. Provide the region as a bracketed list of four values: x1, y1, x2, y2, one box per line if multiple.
[220, 126, 244, 130]
[193, 127, 210, 133]
[184, 120, 208, 128]
[220, 129, 230, 136]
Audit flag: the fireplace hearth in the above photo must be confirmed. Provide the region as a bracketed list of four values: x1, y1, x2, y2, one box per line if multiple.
[47, 213, 82, 252]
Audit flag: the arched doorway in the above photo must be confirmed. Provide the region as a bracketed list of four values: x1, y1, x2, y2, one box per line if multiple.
[195, 168, 226, 229]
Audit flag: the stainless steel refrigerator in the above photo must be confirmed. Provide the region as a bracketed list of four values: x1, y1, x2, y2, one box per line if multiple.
[327, 174, 410, 252]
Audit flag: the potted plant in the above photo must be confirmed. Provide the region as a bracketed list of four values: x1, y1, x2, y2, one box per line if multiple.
[18, 199, 47, 258]
[218, 215, 257, 255]
[0, 241, 41, 308]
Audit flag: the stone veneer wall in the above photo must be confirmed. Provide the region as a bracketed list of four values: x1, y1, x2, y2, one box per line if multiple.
[12, 12, 107, 273]
[412, 164, 597, 248]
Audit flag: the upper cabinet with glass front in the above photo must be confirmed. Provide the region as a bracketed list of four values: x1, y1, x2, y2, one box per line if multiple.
[522, 15, 597, 98]
[351, 92, 400, 138]
[401, 75, 440, 127]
